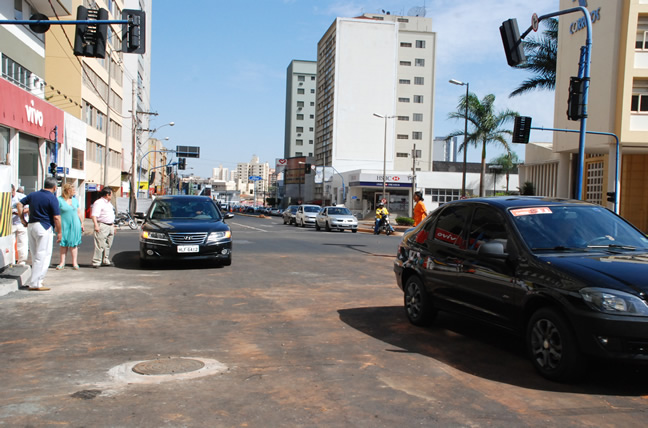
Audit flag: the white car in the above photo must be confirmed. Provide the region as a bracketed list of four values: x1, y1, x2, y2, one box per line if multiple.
[315, 206, 358, 232]
[295, 204, 321, 227]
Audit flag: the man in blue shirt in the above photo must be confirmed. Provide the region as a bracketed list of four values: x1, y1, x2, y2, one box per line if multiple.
[17, 177, 62, 291]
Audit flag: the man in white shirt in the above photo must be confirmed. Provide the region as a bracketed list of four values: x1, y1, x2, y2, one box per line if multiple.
[90, 188, 115, 268]
[11, 184, 28, 265]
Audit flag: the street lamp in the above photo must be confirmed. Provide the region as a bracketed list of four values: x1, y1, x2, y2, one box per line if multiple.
[449, 79, 469, 197]
[373, 113, 396, 207]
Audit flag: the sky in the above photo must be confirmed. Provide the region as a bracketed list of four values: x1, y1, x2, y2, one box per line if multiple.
[150, 0, 559, 178]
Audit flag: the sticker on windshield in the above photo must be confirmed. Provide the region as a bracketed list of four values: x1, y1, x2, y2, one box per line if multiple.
[510, 207, 553, 216]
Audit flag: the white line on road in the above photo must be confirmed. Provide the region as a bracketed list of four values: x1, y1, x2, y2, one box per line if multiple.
[230, 222, 269, 232]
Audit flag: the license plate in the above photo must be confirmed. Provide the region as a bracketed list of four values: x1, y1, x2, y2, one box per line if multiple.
[177, 245, 199, 253]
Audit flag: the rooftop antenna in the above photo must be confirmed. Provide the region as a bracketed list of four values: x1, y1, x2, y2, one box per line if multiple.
[407, 6, 426, 17]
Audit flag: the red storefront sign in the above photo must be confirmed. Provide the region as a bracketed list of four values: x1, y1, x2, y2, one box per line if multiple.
[0, 78, 64, 140]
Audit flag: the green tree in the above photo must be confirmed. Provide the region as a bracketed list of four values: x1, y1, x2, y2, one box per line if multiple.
[490, 152, 520, 193]
[446, 93, 518, 197]
[509, 18, 558, 97]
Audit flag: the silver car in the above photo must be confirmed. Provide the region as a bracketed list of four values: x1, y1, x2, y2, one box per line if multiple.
[315, 206, 358, 232]
[295, 204, 321, 227]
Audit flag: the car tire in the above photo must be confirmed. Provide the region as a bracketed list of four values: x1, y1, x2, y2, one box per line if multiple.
[403, 275, 436, 326]
[301, 219, 305, 227]
[325, 222, 331, 232]
[526, 307, 585, 382]
[294, 219, 299, 227]
[283, 217, 287, 225]
[222, 256, 232, 267]
[315, 222, 320, 231]
[352, 229, 357, 233]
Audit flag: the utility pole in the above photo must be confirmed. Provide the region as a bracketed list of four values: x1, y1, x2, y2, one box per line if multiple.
[103, 48, 113, 189]
[129, 80, 137, 215]
[411, 144, 417, 217]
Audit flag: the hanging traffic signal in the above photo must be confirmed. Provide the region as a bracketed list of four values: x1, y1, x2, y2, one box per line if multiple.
[607, 192, 616, 203]
[122, 9, 146, 54]
[567, 76, 588, 121]
[73, 6, 108, 58]
[178, 158, 186, 170]
[304, 163, 312, 174]
[512, 116, 532, 144]
[49, 162, 57, 175]
[500, 19, 526, 67]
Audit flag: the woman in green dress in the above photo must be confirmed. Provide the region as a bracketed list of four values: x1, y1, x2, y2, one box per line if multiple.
[56, 183, 84, 270]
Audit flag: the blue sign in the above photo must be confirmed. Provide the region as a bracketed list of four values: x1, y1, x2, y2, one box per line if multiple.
[56, 166, 69, 175]
[248, 175, 262, 181]
[86, 183, 98, 191]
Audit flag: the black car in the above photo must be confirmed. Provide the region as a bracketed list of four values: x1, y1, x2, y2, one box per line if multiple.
[139, 195, 233, 267]
[394, 196, 648, 381]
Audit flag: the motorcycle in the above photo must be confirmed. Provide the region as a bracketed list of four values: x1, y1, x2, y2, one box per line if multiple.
[115, 211, 138, 230]
[376, 214, 394, 235]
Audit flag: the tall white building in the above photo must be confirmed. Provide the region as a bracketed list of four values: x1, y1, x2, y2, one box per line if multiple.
[235, 155, 270, 203]
[284, 60, 317, 158]
[314, 13, 436, 208]
[212, 165, 230, 181]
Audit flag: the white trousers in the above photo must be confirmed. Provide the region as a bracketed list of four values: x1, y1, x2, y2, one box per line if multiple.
[12, 222, 28, 264]
[27, 222, 53, 288]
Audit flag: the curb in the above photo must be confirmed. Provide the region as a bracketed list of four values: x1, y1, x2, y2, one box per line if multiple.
[0, 264, 31, 297]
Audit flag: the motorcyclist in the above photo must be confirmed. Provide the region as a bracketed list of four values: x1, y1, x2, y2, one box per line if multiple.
[374, 203, 394, 235]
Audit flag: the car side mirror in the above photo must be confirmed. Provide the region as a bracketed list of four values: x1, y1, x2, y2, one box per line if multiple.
[477, 241, 508, 259]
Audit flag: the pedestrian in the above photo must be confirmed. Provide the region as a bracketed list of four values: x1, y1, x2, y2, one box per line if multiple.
[90, 188, 115, 268]
[413, 191, 428, 227]
[16, 177, 62, 291]
[11, 184, 29, 265]
[56, 183, 84, 270]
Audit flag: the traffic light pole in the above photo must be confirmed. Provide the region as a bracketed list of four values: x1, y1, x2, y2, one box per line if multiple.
[530, 126, 619, 214]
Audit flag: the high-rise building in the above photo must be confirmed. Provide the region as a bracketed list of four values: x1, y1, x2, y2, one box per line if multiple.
[314, 13, 436, 205]
[284, 60, 317, 159]
[236, 155, 270, 203]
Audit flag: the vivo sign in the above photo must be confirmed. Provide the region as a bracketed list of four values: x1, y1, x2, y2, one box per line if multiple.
[25, 100, 44, 127]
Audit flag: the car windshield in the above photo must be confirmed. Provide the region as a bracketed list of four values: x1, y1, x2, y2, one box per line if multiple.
[328, 207, 352, 215]
[510, 205, 648, 251]
[149, 199, 222, 221]
[289, 206, 298, 213]
[304, 206, 320, 213]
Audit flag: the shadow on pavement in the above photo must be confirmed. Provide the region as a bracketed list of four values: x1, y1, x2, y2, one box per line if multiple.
[338, 305, 648, 396]
[111, 251, 227, 271]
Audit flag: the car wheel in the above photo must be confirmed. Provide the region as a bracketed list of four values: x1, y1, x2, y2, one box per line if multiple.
[403, 275, 436, 326]
[301, 219, 305, 227]
[526, 307, 584, 382]
[222, 256, 232, 267]
[315, 222, 320, 231]
[325, 222, 331, 232]
[294, 219, 299, 227]
[352, 229, 357, 233]
[283, 217, 287, 225]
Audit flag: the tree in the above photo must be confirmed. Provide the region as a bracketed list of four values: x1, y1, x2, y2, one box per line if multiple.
[446, 93, 518, 197]
[490, 152, 520, 193]
[509, 18, 558, 97]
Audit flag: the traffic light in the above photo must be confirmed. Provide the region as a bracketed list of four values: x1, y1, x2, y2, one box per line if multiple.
[178, 158, 186, 170]
[512, 116, 532, 144]
[607, 192, 616, 203]
[73, 6, 108, 58]
[567, 76, 588, 121]
[49, 162, 57, 175]
[122, 9, 146, 54]
[304, 163, 312, 174]
[500, 18, 526, 67]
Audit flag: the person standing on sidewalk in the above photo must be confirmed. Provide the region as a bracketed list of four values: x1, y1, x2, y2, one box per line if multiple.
[90, 188, 115, 268]
[16, 177, 62, 291]
[56, 183, 84, 270]
[11, 184, 28, 265]
[413, 191, 428, 227]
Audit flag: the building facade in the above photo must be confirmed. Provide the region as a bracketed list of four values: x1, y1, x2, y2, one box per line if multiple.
[235, 155, 270, 205]
[284, 60, 317, 159]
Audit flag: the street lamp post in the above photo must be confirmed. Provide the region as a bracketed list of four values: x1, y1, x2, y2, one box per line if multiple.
[449, 79, 469, 197]
[373, 113, 395, 206]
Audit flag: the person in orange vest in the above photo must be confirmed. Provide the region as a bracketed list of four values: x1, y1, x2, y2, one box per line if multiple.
[413, 191, 428, 227]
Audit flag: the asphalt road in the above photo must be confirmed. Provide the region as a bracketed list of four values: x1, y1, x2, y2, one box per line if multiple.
[1, 214, 648, 427]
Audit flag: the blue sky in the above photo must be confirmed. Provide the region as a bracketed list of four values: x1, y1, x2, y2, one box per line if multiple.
[150, 0, 559, 178]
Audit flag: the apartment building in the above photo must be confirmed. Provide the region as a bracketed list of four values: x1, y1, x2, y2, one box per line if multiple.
[235, 155, 270, 203]
[284, 60, 317, 159]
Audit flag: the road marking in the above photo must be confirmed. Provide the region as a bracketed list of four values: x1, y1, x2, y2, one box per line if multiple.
[231, 222, 268, 232]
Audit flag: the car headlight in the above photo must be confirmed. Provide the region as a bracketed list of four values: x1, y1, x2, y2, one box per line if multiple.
[580, 287, 648, 316]
[207, 231, 231, 243]
[141, 231, 167, 241]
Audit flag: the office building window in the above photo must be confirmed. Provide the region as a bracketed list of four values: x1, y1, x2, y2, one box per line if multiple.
[310, 102, 315, 106]
[637, 17, 648, 49]
[431, 188, 461, 203]
[296, 127, 304, 132]
[632, 80, 648, 112]
[414, 77, 424, 85]
[311, 76, 315, 80]
[297, 114, 304, 120]
[396, 152, 409, 158]
[400, 61, 412, 66]
[72, 148, 84, 170]
[309, 127, 314, 131]
[397, 134, 409, 139]
[412, 132, 423, 140]
[310, 114, 314, 118]
[311, 89, 315, 93]
[297, 88, 304, 94]
[413, 113, 423, 121]
[297, 101, 304, 107]
[296, 139, 304, 146]
[416, 40, 426, 48]
[415, 58, 425, 67]
[298, 75, 305, 81]
[397, 116, 409, 121]
[2, 54, 32, 91]
[309, 140, 313, 144]
[398, 97, 410, 103]
[414, 95, 424, 103]
[399, 79, 411, 84]
[400, 42, 412, 47]
[14, 0, 22, 19]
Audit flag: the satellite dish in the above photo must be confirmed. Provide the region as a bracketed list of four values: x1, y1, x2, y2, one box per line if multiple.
[407, 6, 426, 17]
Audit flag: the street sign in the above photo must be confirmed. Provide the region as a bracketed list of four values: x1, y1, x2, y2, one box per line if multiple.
[176, 145, 200, 158]
[532, 13, 539, 32]
[381, 198, 387, 204]
[56, 166, 69, 175]
[248, 175, 262, 181]
[276, 158, 287, 167]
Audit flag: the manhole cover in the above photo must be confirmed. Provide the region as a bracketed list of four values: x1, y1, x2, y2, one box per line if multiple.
[132, 358, 205, 375]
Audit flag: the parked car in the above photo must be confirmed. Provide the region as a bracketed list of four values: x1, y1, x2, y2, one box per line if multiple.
[282, 205, 299, 225]
[295, 204, 321, 227]
[270, 208, 282, 216]
[315, 206, 358, 232]
[139, 195, 233, 267]
[393, 196, 648, 381]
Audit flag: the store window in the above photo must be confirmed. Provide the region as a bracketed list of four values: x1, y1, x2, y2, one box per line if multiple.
[0, 126, 9, 164]
[636, 17, 648, 49]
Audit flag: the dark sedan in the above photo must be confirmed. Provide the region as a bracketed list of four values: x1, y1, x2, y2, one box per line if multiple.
[394, 196, 648, 381]
[139, 195, 233, 267]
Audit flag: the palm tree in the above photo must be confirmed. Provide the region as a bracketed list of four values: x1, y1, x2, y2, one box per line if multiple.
[509, 18, 558, 97]
[446, 93, 518, 197]
[490, 152, 520, 193]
